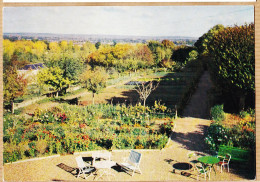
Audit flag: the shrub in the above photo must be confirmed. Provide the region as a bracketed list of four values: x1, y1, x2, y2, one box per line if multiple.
[36, 140, 48, 155]
[210, 105, 225, 122]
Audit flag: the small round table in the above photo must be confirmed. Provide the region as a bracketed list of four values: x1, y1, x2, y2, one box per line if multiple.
[198, 156, 220, 174]
[93, 161, 116, 180]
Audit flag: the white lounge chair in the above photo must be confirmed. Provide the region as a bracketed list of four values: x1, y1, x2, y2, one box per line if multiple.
[120, 150, 142, 176]
[76, 156, 95, 180]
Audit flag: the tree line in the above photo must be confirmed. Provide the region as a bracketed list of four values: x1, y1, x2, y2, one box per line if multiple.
[3, 38, 197, 113]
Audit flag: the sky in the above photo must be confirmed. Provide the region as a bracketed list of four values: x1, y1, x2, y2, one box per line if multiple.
[3, 6, 254, 37]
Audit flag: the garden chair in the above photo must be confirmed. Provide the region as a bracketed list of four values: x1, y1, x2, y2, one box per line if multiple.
[217, 153, 231, 173]
[195, 163, 211, 180]
[187, 152, 199, 171]
[119, 150, 142, 176]
[76, 156, 95, 180]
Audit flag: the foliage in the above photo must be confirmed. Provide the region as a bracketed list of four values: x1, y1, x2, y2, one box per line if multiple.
[208, 24, 254, 96]
[4, 66, 28, 113]
[205, 111, 255, 151]
[81, 67, 108, 104]
[194, 24, 225, 55]
[37, 67, 70, 97]
[210, 105, 225, 122]
[3, 103, 175, 163]
[171, 46, 198, 64]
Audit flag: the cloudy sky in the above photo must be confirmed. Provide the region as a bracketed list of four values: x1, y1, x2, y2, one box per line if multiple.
[3, 6, 254, 37]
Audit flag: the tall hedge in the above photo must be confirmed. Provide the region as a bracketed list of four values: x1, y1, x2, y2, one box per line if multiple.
[208, 23, 255, 110]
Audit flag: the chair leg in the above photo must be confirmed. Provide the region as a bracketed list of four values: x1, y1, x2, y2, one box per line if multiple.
[132, 169, 135, 176]
[77, 170, 81, 178]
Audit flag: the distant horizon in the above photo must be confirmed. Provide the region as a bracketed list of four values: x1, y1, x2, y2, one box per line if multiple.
[4, 6, 254, 37]
[3, 32, 199, 39]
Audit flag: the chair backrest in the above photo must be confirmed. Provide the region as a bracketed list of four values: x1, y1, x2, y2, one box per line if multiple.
[129, 150, 142, 165]
[225, 154, 231, 163]
[76, 156, 86, 169]
[195, 163, 208, 174]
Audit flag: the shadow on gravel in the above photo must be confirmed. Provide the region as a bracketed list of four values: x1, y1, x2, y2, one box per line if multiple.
[56, 163, 77, 176]
[171, 124, 209, 153]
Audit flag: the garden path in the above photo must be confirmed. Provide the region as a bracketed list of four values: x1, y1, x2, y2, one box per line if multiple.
[182, 71, 213, 119]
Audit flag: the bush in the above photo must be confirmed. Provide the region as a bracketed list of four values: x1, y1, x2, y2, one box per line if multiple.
[210, 105, 225, 122]
[205, 114, 255, 151]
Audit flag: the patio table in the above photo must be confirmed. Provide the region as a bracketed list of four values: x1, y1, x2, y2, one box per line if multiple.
[198, 156, 220, 174]
[93, 160, 116, 180]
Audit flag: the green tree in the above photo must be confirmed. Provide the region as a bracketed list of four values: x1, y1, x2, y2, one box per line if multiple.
[195, 24, 224, 55]
[37, 67, 70, 97]
[95, 42, 101, 49]
[81, 67, 108, 104]
[208, 23, 254, 110]
[4, 66, 27, 114]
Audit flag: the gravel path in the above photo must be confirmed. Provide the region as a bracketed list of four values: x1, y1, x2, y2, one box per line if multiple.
[182, 71, 213, 119]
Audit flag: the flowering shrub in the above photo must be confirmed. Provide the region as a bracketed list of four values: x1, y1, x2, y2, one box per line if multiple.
[205, 112, 255, 151]
[159, 120, 175, 136]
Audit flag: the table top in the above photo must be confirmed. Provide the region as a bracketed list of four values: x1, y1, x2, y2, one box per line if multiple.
[93, 160, 116, 169]
[198, 156, 220, 165]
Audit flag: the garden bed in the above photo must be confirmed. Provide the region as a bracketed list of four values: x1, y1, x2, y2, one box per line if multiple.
[3, 103, 175, 163]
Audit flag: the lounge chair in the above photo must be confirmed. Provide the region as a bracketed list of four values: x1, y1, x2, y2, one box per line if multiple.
[76, 156, 95, 180]
[119, 150, 142, 176]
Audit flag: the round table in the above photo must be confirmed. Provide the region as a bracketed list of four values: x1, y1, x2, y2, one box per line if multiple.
[198, 156, 220, 165]
[198, 156, 220, 174]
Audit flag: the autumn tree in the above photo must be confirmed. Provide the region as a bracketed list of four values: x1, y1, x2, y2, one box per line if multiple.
[161, 39, 175, 49]
[37, 67, 70, 97]
[4, 66, 27, 114]
[208, 23, 254, 110]
[81, 67, 108, 104]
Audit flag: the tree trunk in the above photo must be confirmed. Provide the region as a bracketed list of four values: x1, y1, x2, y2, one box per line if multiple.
[143, 99, 146, 107]
[239, 95, 246, 111]
[56, 90, 59, 97]
[11, 101, 14, 114]
[92, 92, 95, 105]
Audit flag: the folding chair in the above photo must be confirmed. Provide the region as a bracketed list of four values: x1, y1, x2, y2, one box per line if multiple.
[76, 156, 95, 180]
[119, 150, 142, 176]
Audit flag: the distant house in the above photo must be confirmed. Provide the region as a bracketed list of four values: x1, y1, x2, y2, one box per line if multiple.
[18, 63, 45, 84]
